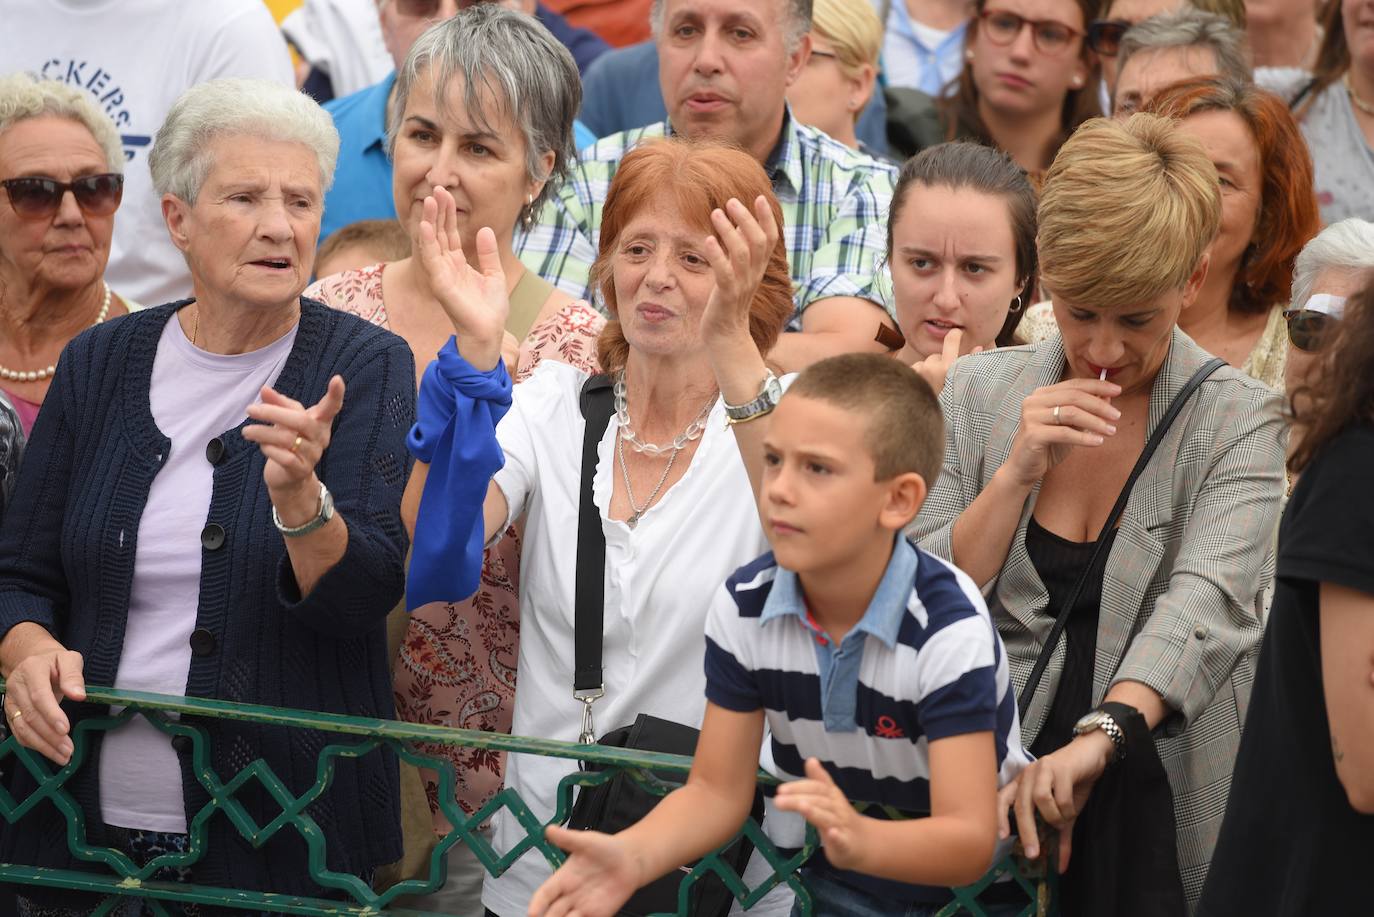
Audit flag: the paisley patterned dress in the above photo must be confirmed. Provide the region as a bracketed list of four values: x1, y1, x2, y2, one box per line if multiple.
[305, 264, 604, 829]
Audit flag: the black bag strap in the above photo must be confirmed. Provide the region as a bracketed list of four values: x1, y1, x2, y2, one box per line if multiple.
[574, 374, 616, 738]
[1017, 358, 1226, 714]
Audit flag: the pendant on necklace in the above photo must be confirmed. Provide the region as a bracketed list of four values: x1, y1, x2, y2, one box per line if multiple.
[627, 512, 641, 530]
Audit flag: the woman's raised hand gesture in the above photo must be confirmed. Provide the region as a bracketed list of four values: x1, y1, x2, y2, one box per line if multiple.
[1002, 379, 1122, 487]
[414, 185, 509, 372]
[701, 195, 778, 351]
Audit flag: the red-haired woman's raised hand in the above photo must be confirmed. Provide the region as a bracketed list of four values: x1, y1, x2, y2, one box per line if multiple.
[700, 195, 778, 348]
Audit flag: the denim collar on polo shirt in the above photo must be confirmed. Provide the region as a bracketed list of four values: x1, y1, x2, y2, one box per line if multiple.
[759, 537, 918, 732]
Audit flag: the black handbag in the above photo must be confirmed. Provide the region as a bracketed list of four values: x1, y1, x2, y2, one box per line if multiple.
[1015, 358, 1225, 917]
[564, 374, 762, 917]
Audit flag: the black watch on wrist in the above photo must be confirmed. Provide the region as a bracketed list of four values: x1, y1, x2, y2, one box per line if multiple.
[1072, 701, 1137, 763]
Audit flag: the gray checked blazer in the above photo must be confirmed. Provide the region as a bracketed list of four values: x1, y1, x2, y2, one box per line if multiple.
[912, 329, 1287, 906]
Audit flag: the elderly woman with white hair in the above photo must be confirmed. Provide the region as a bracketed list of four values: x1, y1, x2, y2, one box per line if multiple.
[1283, 218, 1374, 396]
[0, 73, 136, 439]
[0, 78, 414, 914]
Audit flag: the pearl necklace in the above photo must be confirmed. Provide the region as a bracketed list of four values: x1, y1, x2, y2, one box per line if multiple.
[1346, 72, 1374, 117]
[0, 283, 112, 382]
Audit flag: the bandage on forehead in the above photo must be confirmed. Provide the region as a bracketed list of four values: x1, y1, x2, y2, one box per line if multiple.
[1300, 293, 1347, 318]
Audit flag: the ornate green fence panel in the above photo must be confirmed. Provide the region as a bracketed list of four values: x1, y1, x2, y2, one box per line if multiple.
[0, 683, 1054, 916]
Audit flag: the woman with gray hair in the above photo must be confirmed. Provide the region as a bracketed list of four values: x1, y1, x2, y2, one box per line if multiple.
[308, 3, 589, 377]
[0, 78, 414, 914]
[1283, 218, 1374, 418]
[305, 9, 598, 910]
[0, 73, 135, 438]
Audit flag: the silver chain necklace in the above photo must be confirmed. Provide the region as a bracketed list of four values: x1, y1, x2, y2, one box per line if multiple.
[617, 433, 678, 529]
[613, 371, 714, 456]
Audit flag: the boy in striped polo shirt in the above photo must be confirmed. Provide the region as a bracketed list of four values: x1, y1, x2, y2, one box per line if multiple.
[532, 355, 1031, 916]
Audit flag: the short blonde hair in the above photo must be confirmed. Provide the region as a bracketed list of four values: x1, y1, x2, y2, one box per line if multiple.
[0, 73, 124, 173]
[811, 0, 882, 79]
[1037, 114, 1219, 309]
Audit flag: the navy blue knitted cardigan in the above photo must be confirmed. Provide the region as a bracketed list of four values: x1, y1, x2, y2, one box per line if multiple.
[0, 298, 415, 904]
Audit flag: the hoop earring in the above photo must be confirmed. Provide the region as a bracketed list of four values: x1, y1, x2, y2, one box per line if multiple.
[1010, 294, 1024, 314]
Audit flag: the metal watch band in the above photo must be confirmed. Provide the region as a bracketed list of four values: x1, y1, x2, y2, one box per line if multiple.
[272, 480, 333, 538]
[723, 371, 781, 421]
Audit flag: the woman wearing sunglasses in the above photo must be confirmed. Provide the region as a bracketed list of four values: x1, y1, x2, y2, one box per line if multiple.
[887, 0, 1100, 173]
[0, 74, 135, 438]
[1083, 0, 1245, 98]
[1282, 218, 1374, 420]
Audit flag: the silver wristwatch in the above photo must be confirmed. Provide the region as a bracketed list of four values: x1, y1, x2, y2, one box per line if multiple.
[272, 480, 335, 538]
[723, 371, 783, 425]
[1073, 706, 1127, 762]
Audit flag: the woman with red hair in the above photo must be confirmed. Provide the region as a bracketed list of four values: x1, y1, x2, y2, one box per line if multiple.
[1146, 78, 1321, 389]
[1019, 78, 1321, 389]
[400, 137, 795, 917]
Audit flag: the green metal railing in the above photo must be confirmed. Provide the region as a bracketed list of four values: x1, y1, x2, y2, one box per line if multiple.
[0, 683, 1054, 915]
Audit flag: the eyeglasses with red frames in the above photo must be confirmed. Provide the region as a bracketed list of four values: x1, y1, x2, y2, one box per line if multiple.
[1, 173, 124, 220]
[978, 8, 1083, 56]
[1086, 18, 1133, 57]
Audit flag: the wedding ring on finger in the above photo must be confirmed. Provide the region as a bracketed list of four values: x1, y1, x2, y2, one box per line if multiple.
[1053, 405, 1062, 425]
[290, 434, 304, 454]
[7, 707, 20, 723]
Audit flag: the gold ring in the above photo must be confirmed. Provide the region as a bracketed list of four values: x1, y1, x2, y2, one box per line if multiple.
[290, 434, 304, 454]
[1053, 405, 1062, 425]
[8, 708, 20, 721]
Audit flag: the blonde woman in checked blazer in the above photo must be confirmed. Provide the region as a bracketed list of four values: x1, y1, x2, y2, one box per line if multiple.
[911, 114, 1287, 908]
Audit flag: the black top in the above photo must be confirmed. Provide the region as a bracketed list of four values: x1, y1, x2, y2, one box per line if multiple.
[1198, 423, 1374, 915]
[1024, 516, 1118, 755]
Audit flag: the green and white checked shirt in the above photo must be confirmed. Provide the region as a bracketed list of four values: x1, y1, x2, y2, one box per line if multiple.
[516, 115, 898, 323]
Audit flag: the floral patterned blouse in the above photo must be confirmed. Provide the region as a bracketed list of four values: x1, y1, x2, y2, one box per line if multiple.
[1015, 300, 1289, 392]
[305, 263, 605, 828]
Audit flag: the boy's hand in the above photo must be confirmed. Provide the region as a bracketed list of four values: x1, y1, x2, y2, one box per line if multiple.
[529, 825, 643, 917]
[774, 758, 868, 871]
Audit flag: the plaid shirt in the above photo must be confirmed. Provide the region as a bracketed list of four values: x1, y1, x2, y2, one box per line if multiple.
[516, 115, 898, 321]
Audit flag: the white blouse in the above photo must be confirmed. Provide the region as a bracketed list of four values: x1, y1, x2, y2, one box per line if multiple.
[482, 361, 789, 916]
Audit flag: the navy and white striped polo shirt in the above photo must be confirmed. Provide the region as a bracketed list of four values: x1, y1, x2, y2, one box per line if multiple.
[704, 537, 1032, 904]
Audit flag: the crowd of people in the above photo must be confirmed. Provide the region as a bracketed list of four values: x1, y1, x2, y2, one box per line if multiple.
[0, 1, 1370, 916]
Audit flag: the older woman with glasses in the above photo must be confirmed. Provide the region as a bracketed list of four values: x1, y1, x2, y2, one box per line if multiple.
[0, 73, 137, 438]
[887, 0, 1101, 174]
[0, 78, 414, 914]
[1282, 219, 1374, 450]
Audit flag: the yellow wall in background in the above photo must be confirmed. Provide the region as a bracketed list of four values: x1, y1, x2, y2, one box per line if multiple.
[264, 0, 304, 24]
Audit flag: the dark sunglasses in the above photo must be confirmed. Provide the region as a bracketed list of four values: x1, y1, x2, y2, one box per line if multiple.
[1086, 18, 1132, 56]
[1, 173, 124, 219]
[1284, 310, 1333, 352]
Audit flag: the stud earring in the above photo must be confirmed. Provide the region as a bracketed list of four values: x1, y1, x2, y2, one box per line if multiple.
[966, 48, 975, 62]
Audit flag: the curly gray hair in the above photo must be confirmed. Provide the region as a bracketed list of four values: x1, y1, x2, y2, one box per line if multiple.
[0, 73, 124, 173]
[149, 78, 339, 204]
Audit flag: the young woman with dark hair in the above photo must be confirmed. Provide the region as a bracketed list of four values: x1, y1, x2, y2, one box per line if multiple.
[1197, 279, 1374, 915]
[887, 0, 1102, 173]
[885, 141, 1039, 394]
